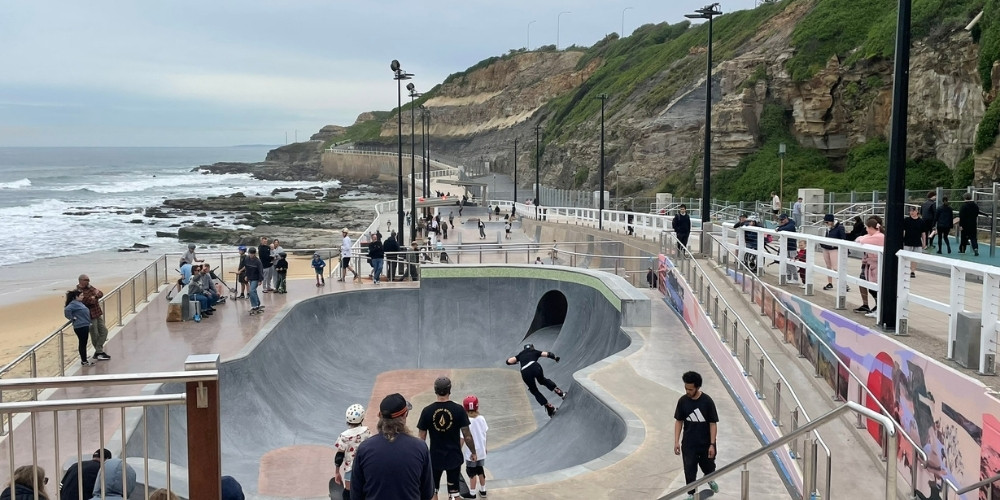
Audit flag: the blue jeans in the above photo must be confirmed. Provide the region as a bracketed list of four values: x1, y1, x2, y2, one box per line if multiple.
[249, 280, 260, 308]
[191, 294, 210, 313]
[372, 258, 384, 283]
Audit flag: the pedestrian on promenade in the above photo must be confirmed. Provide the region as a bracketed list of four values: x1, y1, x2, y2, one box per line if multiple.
[64, 290, 94, 367]
[792, 197, 804, 225]
[352, 393, 434, 500]
[59, 449, 111, 500]
[935, 197, 954, 254]
[271, 239, 285, 290]
[368, 233, 385, 285]
[671, 204, 691, 253]
[646, 267, 658, 289]
[460, 395, 488, 499]
[312, 252, 326, 287]
[339, 228, 360, 282]
[478, 220, 486, 239]
[243, 247, 264, 313]
[855, 217, 884, 317]
[958, 192, 988, 256]
[257, 237, 273, 292]
[334, 404, 371, 500]
[417, 377, 477, 500]
[902, 206, 926, 278]
[673, 371, 720, 500]
[506, 344, 566, 417]
[820, 214, 847, 290]
[775, 214, 799, 284]
[236, 246, 248, 298]
[273, 252, 288, 293]
[75, 275, 110, 361]
[771, 191, 781, 218]
[920, 191, 938, 248]
[846, 215, 866, 242]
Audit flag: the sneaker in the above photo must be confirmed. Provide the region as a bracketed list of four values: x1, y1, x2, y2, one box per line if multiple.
[853, 305, 871, 314]
[823, 283, 833, 291]
[910, 272, 916, 278]
[321, 278, 326, 285]
[799, 284, 807, 289]
[555, 388, 567, 399]
[81, 360, 95, 366]
[685, 495, 695, 500]
[545, 403, 556, 417]
[479, 491, 487, 497]
[709, 480, 719, 493]
[94, 352, 111, 361]
[460, 493, 477, 499]
[865, 307, 878, 318]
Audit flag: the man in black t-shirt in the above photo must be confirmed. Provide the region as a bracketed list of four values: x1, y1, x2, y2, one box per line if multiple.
[902, 206, 928, 278]
[673, 371, 719, 499]
[417, 377, 477, 500]
[506, 343, 567, 417]
[59, 448, 111, 500]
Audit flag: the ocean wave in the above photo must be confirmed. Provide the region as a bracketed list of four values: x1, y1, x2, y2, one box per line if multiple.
[0, 178, 31, 190]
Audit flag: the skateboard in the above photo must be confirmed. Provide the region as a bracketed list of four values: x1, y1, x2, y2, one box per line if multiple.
[249, 305, 266, 316]
[328, 477, 344, 499]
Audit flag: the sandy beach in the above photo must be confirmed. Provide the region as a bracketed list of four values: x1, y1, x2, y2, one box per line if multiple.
[0, 247, 328, 372]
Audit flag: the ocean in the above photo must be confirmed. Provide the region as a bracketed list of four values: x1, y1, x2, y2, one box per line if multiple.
[0, 147, 343, 268]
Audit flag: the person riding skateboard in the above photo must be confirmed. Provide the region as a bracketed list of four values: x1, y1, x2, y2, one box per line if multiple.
[506, 343, 566, 417]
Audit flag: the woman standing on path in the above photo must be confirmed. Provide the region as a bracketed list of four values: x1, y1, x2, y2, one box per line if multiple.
[935, 197, 954, 254]
[64, 290, 93, 366]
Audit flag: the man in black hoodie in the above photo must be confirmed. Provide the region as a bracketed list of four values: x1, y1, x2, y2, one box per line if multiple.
[59, 448, 111, 500]
[958, 193, 989, 256]
[258, 237, 273, 292]
[383, 231, 401, 282]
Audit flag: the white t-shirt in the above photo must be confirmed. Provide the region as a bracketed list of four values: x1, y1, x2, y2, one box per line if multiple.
[341, 236, 353, 258]
[463, 415, 488, 462]
[772, 195, 781, 211]
[334, 426, 371, 474]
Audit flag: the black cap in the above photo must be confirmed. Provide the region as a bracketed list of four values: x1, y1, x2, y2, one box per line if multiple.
[779, 213, 789, 220]
[523, 343, 534, 351]
[93, 448, 112, 460]
[379, 393, 412, 418]
[434, 376, 452, 396]
[823, 214, 835, 222]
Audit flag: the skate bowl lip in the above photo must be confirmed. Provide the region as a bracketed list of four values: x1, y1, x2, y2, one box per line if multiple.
[124, 264, 650, 492]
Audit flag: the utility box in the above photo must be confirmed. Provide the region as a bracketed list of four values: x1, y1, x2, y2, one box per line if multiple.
[593, 190, 609, 208]
[655, 193, 673, 214]
[798, 188, 825, 225]
[954, 311, 982, 369]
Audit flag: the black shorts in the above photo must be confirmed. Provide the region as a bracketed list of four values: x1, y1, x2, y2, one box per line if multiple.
[341, 257, 351, 268]
[432, 467, 461, 494]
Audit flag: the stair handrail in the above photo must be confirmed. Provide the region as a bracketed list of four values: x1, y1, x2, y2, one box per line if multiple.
[658, 401, 897, 499]
[943, 472, 1000, 499]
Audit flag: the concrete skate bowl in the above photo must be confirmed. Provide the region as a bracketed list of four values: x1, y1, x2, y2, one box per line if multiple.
[125, 266, 649, 498]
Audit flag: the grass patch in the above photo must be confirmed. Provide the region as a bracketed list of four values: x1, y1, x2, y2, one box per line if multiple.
[787, 0, 895, 81]
[953, 154, 977, 187]
[976, 98, 1000, 153]
[981, 0, 1000, 92]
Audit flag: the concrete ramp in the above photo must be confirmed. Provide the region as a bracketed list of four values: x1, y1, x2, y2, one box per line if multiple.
[126, 272, 637, 496]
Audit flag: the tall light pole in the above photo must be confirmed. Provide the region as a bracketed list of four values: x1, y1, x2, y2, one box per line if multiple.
[513, 138, 519, 206]
[535, 124, 542, 219]
[685, 3, 722, 255]
[407, 83, 421, 243]
[779, 142, 786, 205]
[880, 0, 913, 332]
[391, 60, 413, 245]
[425, 108, 432, 198]
[527, 20, 536, 49]
[621, 7, 634, 37]
[420, 105, 428, 200]
[598, 93, 608, 230]
[557, 11, 571, 49]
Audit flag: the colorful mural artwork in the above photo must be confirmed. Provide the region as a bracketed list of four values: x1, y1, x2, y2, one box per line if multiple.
[743, 275, 1000, 500]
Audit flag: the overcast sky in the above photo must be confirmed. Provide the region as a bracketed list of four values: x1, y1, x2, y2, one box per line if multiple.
[0, 0, 759, 147]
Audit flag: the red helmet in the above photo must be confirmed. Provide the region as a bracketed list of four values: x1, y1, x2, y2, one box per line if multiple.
[463, 395, 479, 412]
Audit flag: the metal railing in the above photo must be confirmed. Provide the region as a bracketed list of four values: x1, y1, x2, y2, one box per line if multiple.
[659, 402, 898, 499]
[0, 356, 220, 500]
[669, 233, 832, 499]
[943, 471, 1000, 499]
[707, 232, 929, 496]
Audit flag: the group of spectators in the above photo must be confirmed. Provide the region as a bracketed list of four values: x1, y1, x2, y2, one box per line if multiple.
[2, 451, 245, 500]
[919, 191, 990, 256]
[334, 378, 489, 500]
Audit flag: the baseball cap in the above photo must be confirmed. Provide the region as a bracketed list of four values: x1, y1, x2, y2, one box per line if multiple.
[779, 213, 789, 220]
[379, 393, 412, 418]
[238, 245, 247, 252]
[463, 395, 479, 412]
[93, 448, 112, 460]
[434, 376, 452, 396]
[823, 214, 835, 222]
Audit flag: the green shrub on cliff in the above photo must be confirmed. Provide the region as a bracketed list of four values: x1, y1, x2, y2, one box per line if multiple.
[980, 0, 1000, 92]
[975, 98, 1000, 153]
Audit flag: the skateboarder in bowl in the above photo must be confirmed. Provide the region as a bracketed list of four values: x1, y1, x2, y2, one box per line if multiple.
[506, 343, 566, 417]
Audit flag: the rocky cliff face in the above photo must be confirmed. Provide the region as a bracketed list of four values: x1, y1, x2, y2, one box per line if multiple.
[367, 3, 991, 191]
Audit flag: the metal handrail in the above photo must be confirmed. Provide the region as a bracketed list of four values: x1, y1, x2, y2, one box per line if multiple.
[659, 401, 897, 499]
[676, 235, 832, 498]
[0, 370, 218, 391]
[709, 232, 930, 470]
[0, 394, 186, 413]
[943, 471, 1000, 498]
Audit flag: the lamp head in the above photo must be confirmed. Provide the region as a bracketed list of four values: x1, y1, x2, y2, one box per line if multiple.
[406, 82, 415, 92]
[390, 60, 400, 72]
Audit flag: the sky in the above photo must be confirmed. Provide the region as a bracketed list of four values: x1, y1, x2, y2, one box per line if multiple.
[0, 0, 759, 147]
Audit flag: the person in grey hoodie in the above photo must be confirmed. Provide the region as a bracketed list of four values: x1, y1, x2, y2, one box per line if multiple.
[90, 459, 135, 500]
[64, 290, 93, 367]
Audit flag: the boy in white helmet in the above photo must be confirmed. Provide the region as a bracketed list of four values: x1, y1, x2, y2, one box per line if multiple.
[333, 403, 371, 500]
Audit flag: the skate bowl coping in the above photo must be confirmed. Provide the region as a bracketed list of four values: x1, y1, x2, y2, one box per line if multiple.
[124, 264, 650, 494]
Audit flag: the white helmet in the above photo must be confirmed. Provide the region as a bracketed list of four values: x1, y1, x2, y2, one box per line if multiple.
[345, 404, 366, 424]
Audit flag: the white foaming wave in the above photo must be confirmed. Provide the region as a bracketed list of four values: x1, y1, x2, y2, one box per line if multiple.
[0, 178, 31, 190]
[49, 172, 256, 194]
[0, 198, 69, 216]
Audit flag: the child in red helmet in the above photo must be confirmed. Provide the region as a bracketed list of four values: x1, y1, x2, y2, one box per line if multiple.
[461, 395, 489, 499]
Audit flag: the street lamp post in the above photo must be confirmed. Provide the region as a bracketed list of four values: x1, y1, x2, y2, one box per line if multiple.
[621, 7, 634, 37]
[557, 11, 571, 49]
[513, 138, 518, 206]
[779, 142, 786, 205]
[407, 83, 421, 243]
[527, 20, 536, 50]
[391, 60, 413, 245]
[535, 124, 542, 219]
[685, 3, 722, 255]
[420, 106, 428, 200]
[598, 93, 608, 230]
